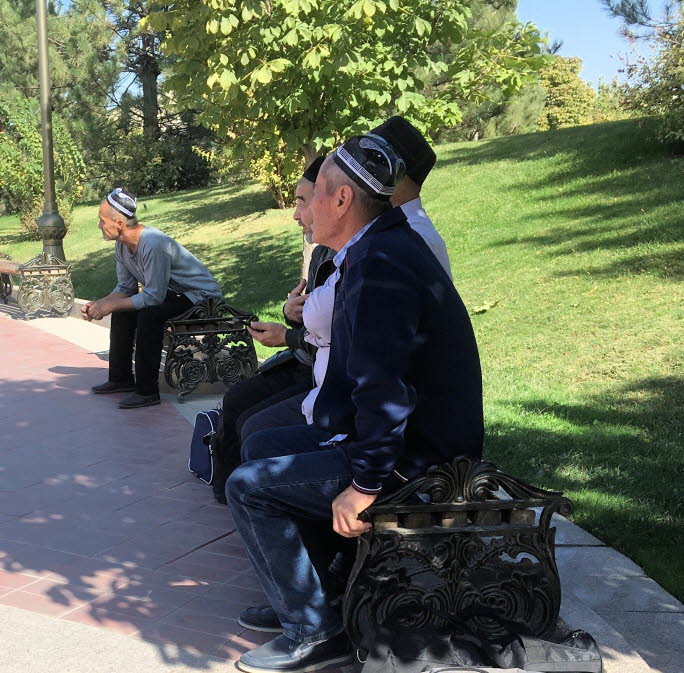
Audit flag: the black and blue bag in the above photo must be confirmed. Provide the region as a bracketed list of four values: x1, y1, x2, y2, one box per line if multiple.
[189, 409, 221, 484]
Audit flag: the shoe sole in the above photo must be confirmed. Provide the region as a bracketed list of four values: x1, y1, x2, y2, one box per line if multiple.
[92, 388, 136, 395]
[118, 399, 161, 409]
[236, 652, 353, 673]
[237, 617, 283, 633]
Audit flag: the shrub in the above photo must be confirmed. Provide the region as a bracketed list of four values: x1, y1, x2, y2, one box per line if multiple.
[0, 91, 85, 237]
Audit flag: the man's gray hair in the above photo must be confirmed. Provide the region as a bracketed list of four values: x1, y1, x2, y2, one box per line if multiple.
[324, 160, 388, 221]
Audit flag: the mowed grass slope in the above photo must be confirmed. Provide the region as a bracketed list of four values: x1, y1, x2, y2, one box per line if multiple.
[1, 118, 682, 599]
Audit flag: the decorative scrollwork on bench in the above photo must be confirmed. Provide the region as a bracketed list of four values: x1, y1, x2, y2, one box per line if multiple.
[164, 297, 258, 401]
[0, 253, 74, 318]
[343, 456, 573, 649]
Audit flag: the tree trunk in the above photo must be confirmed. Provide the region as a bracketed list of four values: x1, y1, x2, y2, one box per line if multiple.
[139, 32, 160, 139]
[301, 144, 319, 167]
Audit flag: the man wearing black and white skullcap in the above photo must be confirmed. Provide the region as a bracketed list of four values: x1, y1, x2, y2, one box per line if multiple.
[226, 136, 483, 673]
[370, 115, 452, 278]
[84, 188, 222, 409]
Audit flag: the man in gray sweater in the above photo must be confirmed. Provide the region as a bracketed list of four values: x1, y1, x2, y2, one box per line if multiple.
[84, 188, 222, 409]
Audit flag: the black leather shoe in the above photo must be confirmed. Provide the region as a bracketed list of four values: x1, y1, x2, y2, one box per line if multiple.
[237, 632, 352, 673]
[118, 392, 160, 409]
[91, 381, 136, 394]
[238, 605, 282, 633]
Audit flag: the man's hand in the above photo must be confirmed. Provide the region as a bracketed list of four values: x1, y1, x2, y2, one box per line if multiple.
[283, 279, 307, 323]
[86, 299, 112, 321]
[247, 322, 288, 347]
[332, 486, 377, 538]
[81, 302, 94, 321]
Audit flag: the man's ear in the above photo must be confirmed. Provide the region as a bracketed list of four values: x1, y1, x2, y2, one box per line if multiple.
[337, 184, 354, 216]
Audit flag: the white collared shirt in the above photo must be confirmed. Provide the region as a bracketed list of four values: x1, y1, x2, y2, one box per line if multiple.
[400, 198, 452, 279]
[301, 220, 375, 425]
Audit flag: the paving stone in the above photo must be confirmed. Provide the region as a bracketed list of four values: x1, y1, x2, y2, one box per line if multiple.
[0, 589, 86, 617]
[136, 621, 254, 661]
[570, 574, 684, 613]
[0, 569, 41, 590]
[599, 611, 684, 673]
[561, 600, 655, 673]
[552, 513, 606, 546]
[160, 557, 251, 583]
[0, 518, 130, 556]
[556, 546, 646, 587]
[94, 542, 184, 570]
[61, 604, 144, 636]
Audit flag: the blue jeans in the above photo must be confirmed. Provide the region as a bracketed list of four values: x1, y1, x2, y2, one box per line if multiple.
[227, 425, 355, 644]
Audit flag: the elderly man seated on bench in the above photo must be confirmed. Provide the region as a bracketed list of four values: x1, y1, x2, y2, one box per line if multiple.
[226, 135, 484, 673]
[83, 188, 222, 409]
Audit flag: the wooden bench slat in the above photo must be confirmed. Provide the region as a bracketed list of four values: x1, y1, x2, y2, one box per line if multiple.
[0, 260, 21, 274]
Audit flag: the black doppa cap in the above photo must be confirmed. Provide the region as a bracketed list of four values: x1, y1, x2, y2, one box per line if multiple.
[332, 134, 405, 201]
[370, 116, 436, 186]
[302, 156, 326, 183]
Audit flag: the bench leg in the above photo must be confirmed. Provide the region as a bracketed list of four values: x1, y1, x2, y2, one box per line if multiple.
[17, 277, 45, 318]
[0, 274, 11, 304]
[45, 276, 75, 317]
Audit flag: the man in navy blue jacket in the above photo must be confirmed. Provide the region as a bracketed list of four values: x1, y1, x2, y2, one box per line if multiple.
[227, 135, 483, 673]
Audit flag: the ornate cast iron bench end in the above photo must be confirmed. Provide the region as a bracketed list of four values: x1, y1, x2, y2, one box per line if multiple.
[164, 297, 258, 402]
[344, 455, 573, 652]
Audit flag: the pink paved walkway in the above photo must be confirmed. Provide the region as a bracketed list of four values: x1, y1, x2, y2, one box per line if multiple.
[0, 317, 273, 663]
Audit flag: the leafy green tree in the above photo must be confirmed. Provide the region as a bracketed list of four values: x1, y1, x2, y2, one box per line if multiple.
[627, 11, 684, 143]
[146, 0, 547, 205]
[537, 56, 596, 130]
[483, 83, 547, 137]
[593, 78, 634, 123]
[0, 91, 86, 237]
[425, 0, 549, 141]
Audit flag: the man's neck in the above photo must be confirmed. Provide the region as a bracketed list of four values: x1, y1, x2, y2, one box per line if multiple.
[119, 224, 144, 252]
[391, 181, 421, 208]
[326, 220, 367, 254]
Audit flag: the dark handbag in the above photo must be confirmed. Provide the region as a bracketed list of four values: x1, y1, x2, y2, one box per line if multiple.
[188, 409, 220, 484]
[257, 348, 297, 375]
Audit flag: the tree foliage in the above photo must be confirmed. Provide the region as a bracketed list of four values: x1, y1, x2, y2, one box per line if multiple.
[537, 56, 596, 131]
[146, 0, 547, 205]
[483, 83, 547, 137]
[0, 92, 86, 237]
[601, 0, 683, 30]
[593, 78, 634, 124]
[627, 10, 684, 143]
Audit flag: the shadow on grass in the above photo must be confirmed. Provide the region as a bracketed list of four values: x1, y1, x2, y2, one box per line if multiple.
[186, 230, 301, 314]
[442, 119, 684, 279]
[0, 230, 36, 248]
[486, 374, 684, 599]
[143, 184, 276, 239]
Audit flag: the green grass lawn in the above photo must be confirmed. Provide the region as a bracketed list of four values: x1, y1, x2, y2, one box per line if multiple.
[1, 118, 682, 600]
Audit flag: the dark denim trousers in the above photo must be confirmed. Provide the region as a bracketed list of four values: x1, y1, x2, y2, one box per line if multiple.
[227, 424, 355, 644]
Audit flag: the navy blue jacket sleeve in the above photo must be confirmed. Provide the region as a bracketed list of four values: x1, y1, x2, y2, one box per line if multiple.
[341, 252, 420, 494]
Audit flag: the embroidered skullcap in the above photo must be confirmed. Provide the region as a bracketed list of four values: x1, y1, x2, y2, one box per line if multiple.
[370, 116, 436, 186]
[107, 187, 137, 218]
[302, 156, 326, 183]
[332, 134, 405, 201]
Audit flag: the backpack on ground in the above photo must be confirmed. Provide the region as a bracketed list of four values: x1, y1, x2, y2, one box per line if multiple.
[189, 409, 220, 484]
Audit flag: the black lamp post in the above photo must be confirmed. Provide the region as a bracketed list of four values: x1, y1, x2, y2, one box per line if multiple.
[35, 0, 67, 262]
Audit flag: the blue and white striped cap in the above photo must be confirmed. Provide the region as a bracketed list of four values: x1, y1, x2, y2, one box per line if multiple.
[107, 187, 137, 218]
